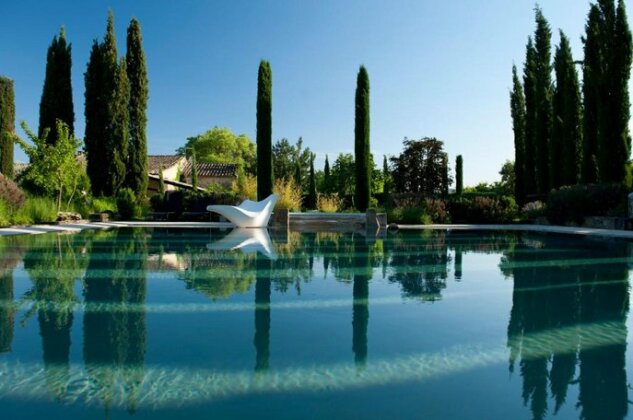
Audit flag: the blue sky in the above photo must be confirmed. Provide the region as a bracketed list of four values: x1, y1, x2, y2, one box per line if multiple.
[1, 0, 631, 185]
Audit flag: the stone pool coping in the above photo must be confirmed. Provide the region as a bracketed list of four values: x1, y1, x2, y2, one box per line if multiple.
[2, 221, 633, 239]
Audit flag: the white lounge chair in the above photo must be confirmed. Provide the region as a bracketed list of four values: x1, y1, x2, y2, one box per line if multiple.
[206, 194, 278, 228]
[207, 228, 277, 260]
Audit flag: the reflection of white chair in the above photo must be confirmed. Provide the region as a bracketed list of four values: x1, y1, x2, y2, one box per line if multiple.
[207, 194, 278, 228]
[207, 228, 277, 259]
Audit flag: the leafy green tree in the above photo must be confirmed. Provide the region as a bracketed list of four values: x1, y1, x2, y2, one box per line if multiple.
[39, 27, 74, 144]
[511, 65, 526, 204]
[331, 153, 355, 196]
[271, 137, 312, 189]
[455, 154, 463, 195]
[553, 31, 582, 187]
[13, 121, 87, 211]
[0, 76, 14, 178]
[354, 66, 371, 211]
[390, 138, 452, 196]
[257, 60, 273, 200]
[178, 127, 256, 175]
[306, 154, 317, 209]
[126, 18, 149, 198]
[534, 8, 553, 194]
[523, 38, 538, 197]
[499, 161, 516, 196]
[582, 4, 602, 183]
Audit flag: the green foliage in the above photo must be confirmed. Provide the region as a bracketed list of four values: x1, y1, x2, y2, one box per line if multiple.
[12, 197, 57, 225]
[354, 65, 371, 211]
[317, 194, 341, 213]
[149, 194, 164, 211]
[273, 178, 302, 211]
[256, 60, 273, 200]
[107, 57, 130, 196]
[582, 5, 601, 183]
[0, 200, 10, 226]
[91, 196, 117, 213]
[390, 137, 452, 196]
[178, 127, 256, 175]
[190, 150, 199, 191]
[388, 207, 431, 225]
[233, 172, 257, 201]
[331, 153, 355, 196]
[322, 155, 334, 194]
[306, 155, 317, 209]
[271, 137, 312, 186]
[14, 121, 86, 211]
[498, 161, 515, 196]
[126, 18, 149, 198]
[553, 31, 582, 188]
[158, 165, 166, 196]
[39, 27, 74, 144]
[523, 38, 537, 196]
[449, 195, 518, 224]
[455, 155, 463, 195]
[546, 183, 627, 225]
[116, 187, 139, 220]
[510, 65, 526, 204]
[0, 76, 15, 179]
[382, 155, 392, 198]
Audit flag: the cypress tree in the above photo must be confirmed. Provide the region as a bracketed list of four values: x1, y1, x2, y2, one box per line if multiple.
[294, 161, 301, 187]
[441, 155, 449, 198]
[307, 154, 317, 209]
[158, 165, 165, 196]
[582, 5, 601, 183]
[534, 8, 553, 194]
[510, 65, 526, 204]
[0, 77, 14, 178]
[523, 38, 538, 197]
[84, 40, 104, 195]
[455, 155, 463, 196]
[354, 66, 371, 211]
[126, 18, 149, 198]
[323, 154, 331, 194]
[107, 58, 130, 196]
[382, 155, 391, 197]
[256, 60, 273, 200]
[190, 150, 198, 191]
[553, 31, 582, 187]
[39, 27, 74, 144]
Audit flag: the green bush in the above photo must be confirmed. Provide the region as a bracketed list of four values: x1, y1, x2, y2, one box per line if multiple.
[0, 200, 10, 226]
[448, 195, 518, 224]
[116, 188, 139, 220]
[547, 183, 626, 225]
[149, 193, 165, 211]
[387, 206, 432, 224]
[12, 197, 57, 225]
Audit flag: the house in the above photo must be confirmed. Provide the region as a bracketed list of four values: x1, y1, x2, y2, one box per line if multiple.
[147, 155, 237, 194]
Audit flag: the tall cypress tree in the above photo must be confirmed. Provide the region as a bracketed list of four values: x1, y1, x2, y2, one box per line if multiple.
[190, 150, 198, 191]
[511, 65, 526, 204]
[582, 5, 601, 183]
[455, 154, 464, 196]
[553, 31, 582, 187]
[107, 58, 130, 195]
[354, 66, 371, 211]
[39, 27, 74, 144]
[126, 18, 149, 198]
[382, 155, 391, 197]
[256, 60, 273, 200]
[534, 8, 553, 194]
[323, 154, 331, 194]
[307, 154, 317, 209]
[523, 38, 538, 197]
[0, 77, 14, 179]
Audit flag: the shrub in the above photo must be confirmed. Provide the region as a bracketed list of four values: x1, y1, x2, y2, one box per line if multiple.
[232, 173, 257, 201]
[317, 194, 341, 213]
[0, 173, 25, 209]
[92, 197, 117, 213]
[12, 197, 57, 225]
[547, 183, 626, 225]
[521, 201, 547, 219]
[0, 200, 10, 226]
[150, 194, 165, 212]
[422, 198, 450, 223]
[273, 178, 302, 211]
[116, 188, 139, 220]
[387, 206, 431, 224]
[448, 195, 517, 223]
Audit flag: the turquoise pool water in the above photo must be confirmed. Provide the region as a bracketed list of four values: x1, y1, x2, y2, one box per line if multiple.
[0, 228, 631, 419]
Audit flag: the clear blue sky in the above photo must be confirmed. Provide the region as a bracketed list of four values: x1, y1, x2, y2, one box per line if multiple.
[1, 0, 631, 185]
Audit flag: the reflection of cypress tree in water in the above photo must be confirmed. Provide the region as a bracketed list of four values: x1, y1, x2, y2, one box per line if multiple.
[454, 249, 462, 280]
[83, 229, 147, 413]
[254, 257, 271, 372]
[0, 271, 14, 353]
[352, 233, 370, 367]
[505, 235, 629, 420]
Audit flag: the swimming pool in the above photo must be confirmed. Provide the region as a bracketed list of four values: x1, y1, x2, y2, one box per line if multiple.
[0, 228, 630, 419]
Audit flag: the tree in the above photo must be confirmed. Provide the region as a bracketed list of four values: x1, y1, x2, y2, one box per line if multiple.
[39, 27, 74, 144]
[0, 77, 14, 178]
[13, 121, 87, 211]
[499, 161, 516, 196]
[510, 65, 526, 204]
[178, 127, 255, 175]
[455, 155, 463, 195]
[323, 154, 333, 194]
[158, 165, 165, 196]
[390, 138, 452, 196]
[306, 154, 317, 209]
[190, 150, 198, 191]
[271, 137, 311, 188]
[331, 153, 355, 196]
[354, 66, 371, 211]
[106, 58, 130, 196]
[534, 7, 553, 194]
[126, 18, 149, 198]
[383, 155, 391, 197]
[256, 60, 273, 200]
[553, 31, 582, 188]
[523, 38, 537, 196]
[582, 4, 602, 183]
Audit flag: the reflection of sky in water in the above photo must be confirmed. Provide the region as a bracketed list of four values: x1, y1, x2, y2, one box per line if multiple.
[0, 229, 631, 419]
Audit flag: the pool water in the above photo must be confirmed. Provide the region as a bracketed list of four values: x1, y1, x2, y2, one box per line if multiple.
[0, 228, 631, 419]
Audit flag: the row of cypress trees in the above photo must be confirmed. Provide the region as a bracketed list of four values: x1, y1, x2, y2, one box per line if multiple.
[511, 1, 632, 205]
[256, 61, 373, 211]
[84, 12, 148, 198]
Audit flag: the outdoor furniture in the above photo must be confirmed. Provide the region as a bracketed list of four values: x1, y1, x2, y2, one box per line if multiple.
[206, 194, 278, 228]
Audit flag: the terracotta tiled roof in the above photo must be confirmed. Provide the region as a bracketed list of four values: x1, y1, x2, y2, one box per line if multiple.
[182, 162, 237, 178]
[148, 155, 184, 174]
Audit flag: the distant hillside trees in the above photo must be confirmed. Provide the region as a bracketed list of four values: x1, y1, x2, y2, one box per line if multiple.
[39, 27, 74, 145]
